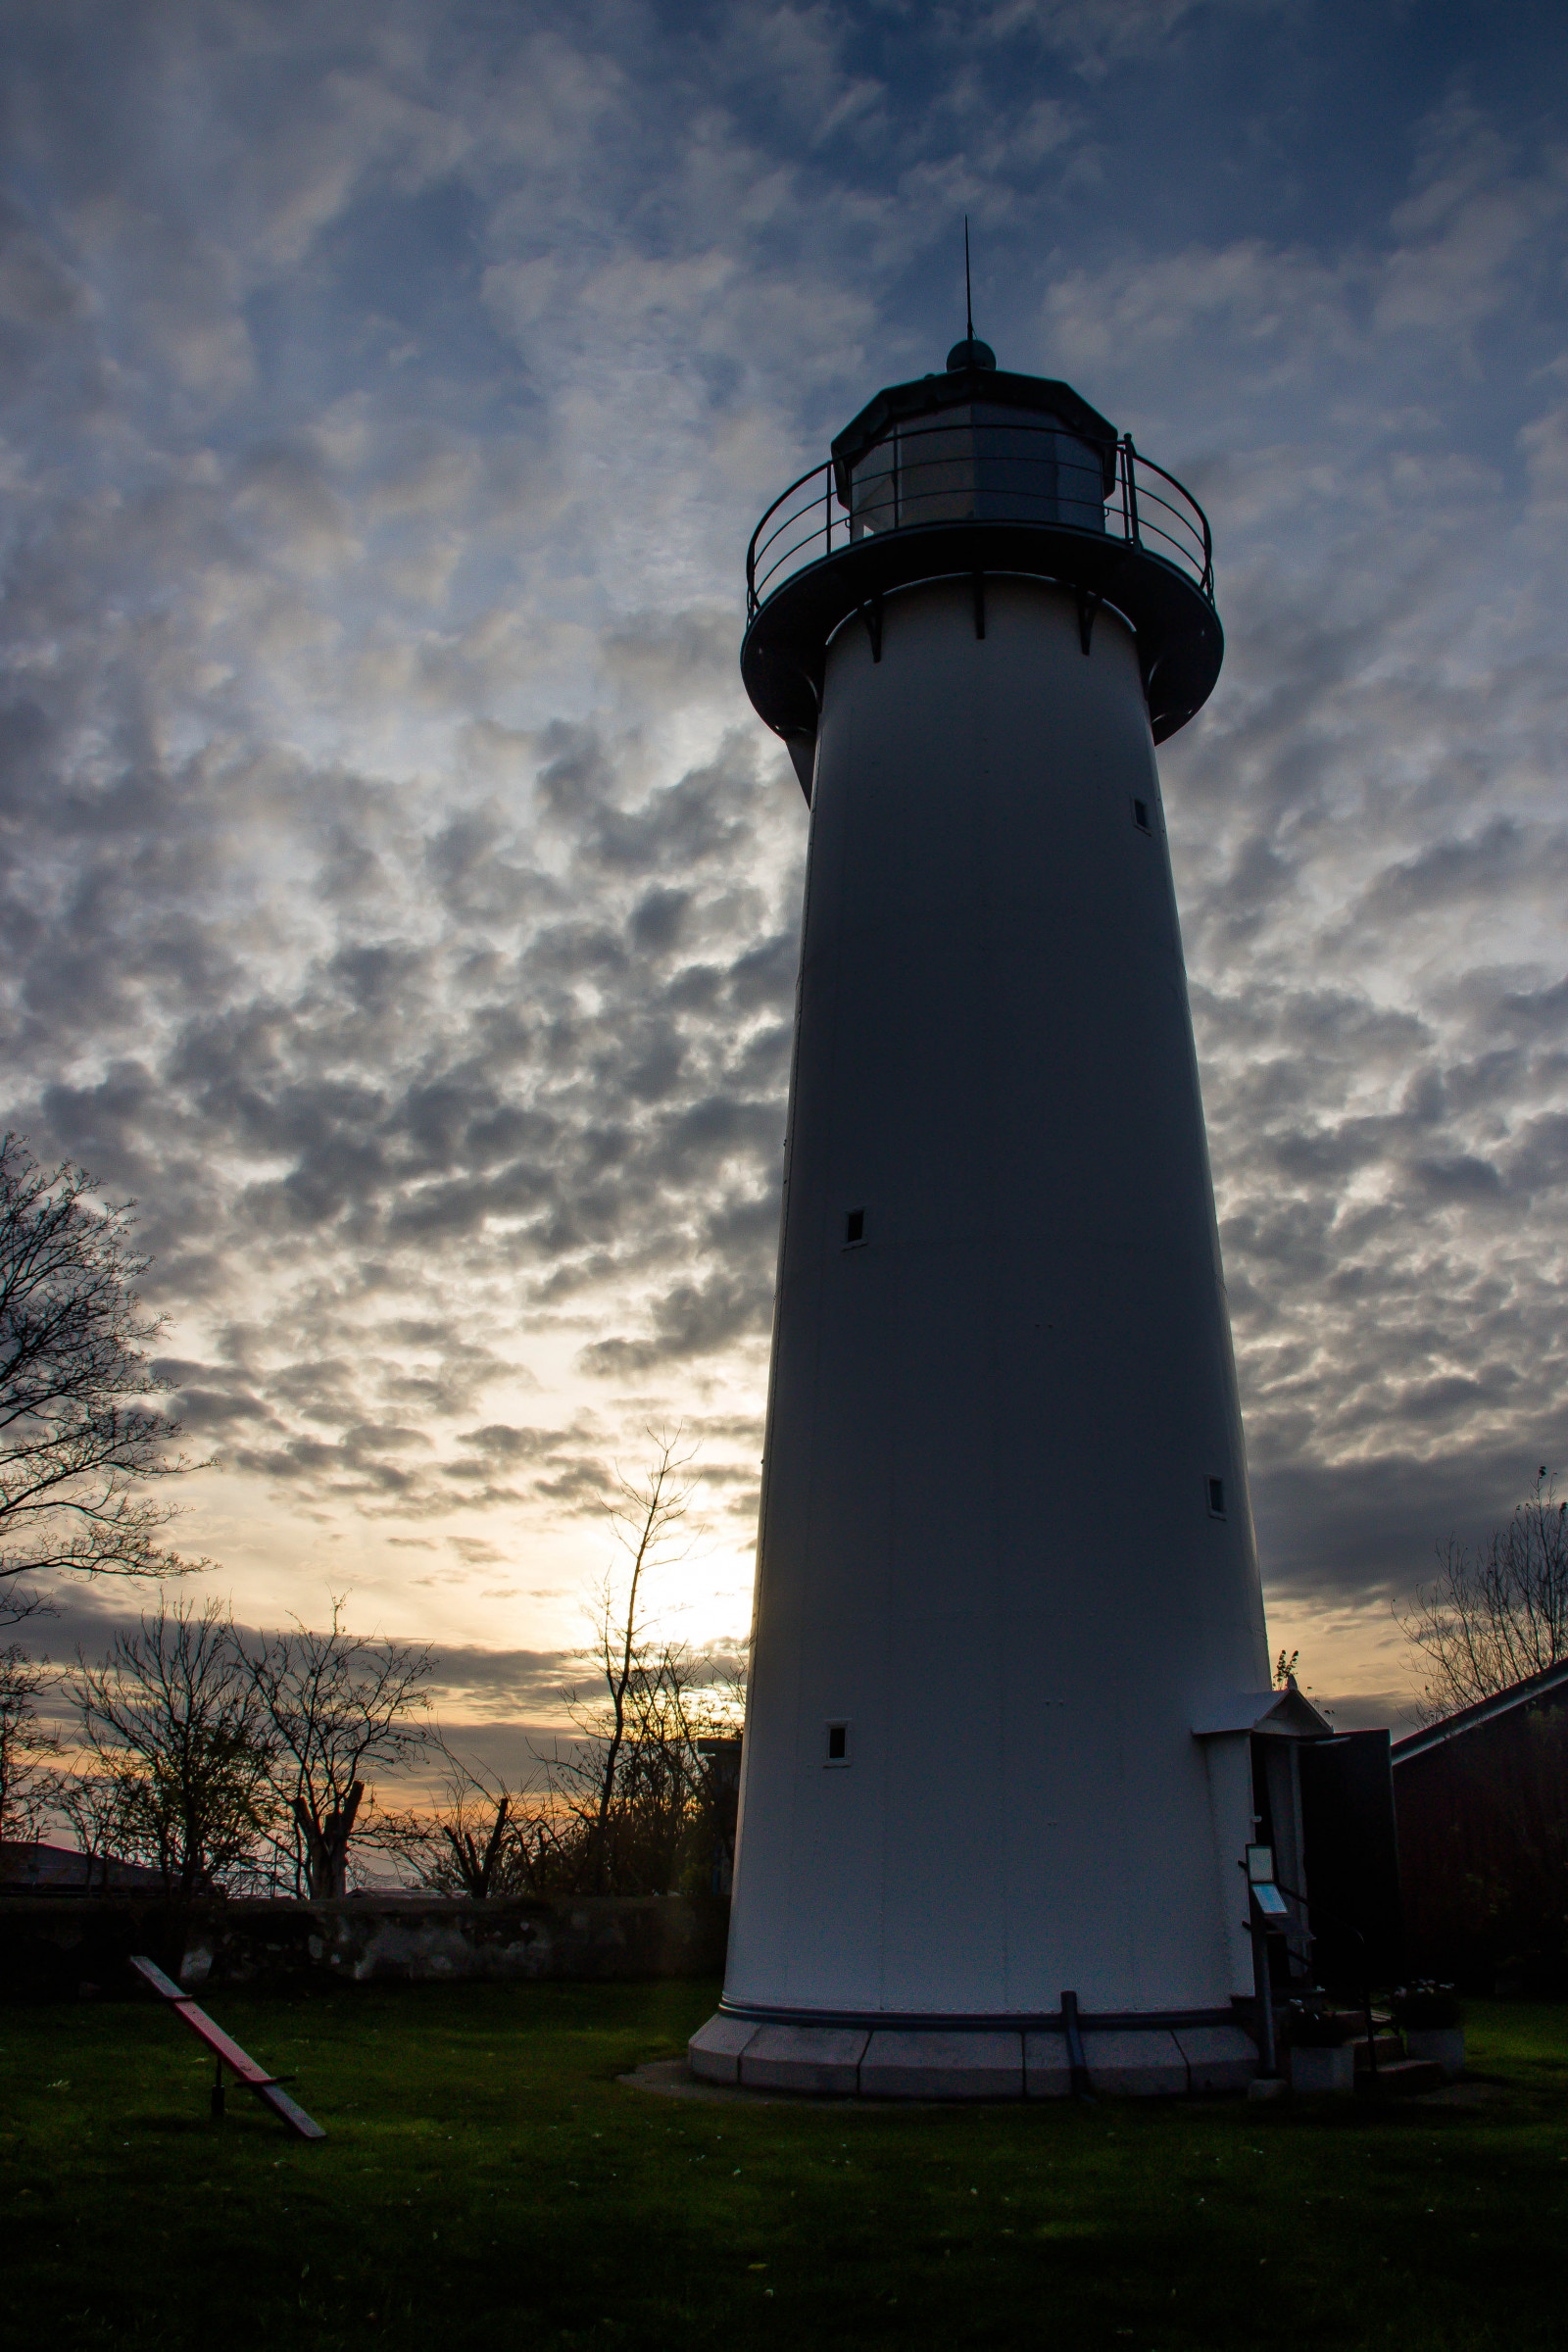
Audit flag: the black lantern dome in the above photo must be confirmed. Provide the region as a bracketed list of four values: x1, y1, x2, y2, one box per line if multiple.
[741, 339, 1221, 800]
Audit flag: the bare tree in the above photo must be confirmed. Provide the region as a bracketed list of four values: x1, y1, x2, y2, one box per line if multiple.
[376, 1437, 741, 1905]
[53, 1766, 140, 1890]
[539, 1634, 744, 1898]
[580, 1430, 699, 1893]
[520, 1433, 756, 1899]
[0, 1135, 204, 1624]
[237, 1601, 434, 1898]
[0, 1645, 61, 1844]
[67, 1596, 277, 1897]
[375, 1742, 557, 1897]
[1400, 1466, 1568, 1722]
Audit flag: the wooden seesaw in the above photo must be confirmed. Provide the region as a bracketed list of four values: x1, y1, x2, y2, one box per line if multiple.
[129, 1954, 325, 2141]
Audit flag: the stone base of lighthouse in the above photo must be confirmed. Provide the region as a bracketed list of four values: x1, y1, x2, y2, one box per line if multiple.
[687, 2010, 1260, 2098]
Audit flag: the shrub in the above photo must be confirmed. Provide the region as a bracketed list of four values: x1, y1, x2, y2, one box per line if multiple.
[1391, 1981, 1462, 2029]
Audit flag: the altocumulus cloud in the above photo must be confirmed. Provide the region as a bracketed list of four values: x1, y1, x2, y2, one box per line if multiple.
[2, 0, 1567, 1719]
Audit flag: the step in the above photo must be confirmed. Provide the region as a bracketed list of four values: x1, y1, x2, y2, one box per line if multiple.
[1352, 2034, 1405, 2073]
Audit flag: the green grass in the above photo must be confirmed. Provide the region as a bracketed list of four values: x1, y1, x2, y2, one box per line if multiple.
[4, 1981, 1564, 2348]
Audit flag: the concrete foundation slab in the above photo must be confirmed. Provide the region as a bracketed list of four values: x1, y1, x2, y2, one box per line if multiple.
[686, 2013, 1255, 2099]
[858, 2030, 1024, 2100]
[1082, 2028, 1188, 2096]
[1174, 2025, 1257, 2093]
[688, 2014, 760, 2084]
[740, 2025, 869, 2094]
[1022, 2032, 1072, 2098]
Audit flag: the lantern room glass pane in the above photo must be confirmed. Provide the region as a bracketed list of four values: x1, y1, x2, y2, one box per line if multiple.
[848, 403, 1108, 540]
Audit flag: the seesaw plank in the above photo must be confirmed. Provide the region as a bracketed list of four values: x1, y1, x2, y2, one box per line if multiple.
[129, 1955, 326, 2140]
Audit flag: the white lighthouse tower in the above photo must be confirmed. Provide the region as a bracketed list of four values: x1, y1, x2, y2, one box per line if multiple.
[692, 332, 1318, 2099]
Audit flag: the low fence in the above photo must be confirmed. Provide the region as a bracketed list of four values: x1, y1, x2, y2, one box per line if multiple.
[0, 1890, 725, 2002]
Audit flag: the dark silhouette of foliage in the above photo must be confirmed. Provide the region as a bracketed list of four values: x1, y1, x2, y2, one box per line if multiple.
[0, 1134, 204, 1624]
[1401, 1467, 1568, 1721]
[67, 1597, 276, 1897]
[1, 1135, 215, 1872]
[0, 1644, 61, 1843]
[236, 1599, 434, 1896]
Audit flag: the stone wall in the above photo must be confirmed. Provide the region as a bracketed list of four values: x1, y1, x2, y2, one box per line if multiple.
[0, 1890, 725, 2001]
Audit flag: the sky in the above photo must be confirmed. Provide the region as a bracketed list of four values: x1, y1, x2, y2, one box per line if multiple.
[3, 0, 1567, 1761]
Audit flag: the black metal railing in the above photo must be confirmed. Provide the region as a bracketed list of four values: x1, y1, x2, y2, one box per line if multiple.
[746, 421, 1213, 618]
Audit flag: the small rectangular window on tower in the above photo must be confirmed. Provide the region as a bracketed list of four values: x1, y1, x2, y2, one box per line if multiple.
[1207, 1475, 1227, 1519]
[1132, 798, 1152, 833]
[844, 1207, 866, 1247]
[825, 1721, 851, 1765]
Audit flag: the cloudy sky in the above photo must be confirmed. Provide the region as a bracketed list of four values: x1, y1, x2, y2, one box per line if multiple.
[4, 0, 1566, 1746]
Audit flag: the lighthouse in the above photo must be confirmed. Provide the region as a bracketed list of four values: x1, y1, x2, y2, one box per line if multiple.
[691, 332, 1325, 2098]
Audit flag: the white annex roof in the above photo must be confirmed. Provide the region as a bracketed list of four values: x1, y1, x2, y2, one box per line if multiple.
[1191, 1686, 1335, 1740]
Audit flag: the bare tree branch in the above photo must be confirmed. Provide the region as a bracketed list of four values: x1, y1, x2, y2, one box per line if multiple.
[512, 1437, 748, 1898]
[0, 1134, 209, 1618]
[65, 1597, 277, 1897]
[1399, 1466, 1568, 1722]
[0, 1645, 62, 1844]
[372, 1739, 560, 1897]
[235, 1599, 434, 1897]
[584, 1427, 698, 1894]
[53, 1765, 140, 1890]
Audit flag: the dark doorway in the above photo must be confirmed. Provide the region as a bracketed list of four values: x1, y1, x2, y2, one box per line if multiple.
[1299, 1731, 1405, 1988]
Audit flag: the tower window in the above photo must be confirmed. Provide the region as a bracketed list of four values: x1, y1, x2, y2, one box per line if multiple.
[844, 1207, 866, 1247]
[1207, 1476, 1227, 1519]
[825, 1721, 851, 1765]
[1132, 798, 1152, 833]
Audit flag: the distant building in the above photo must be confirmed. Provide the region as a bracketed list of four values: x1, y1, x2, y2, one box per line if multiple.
[1391, 1658, 1568, 1986]
[0, 1839, 172, 1896]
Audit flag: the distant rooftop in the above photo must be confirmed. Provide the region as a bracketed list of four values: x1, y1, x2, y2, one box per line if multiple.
[1390, 1654, 1568, 1763]
[0, 1839, 172, 1895]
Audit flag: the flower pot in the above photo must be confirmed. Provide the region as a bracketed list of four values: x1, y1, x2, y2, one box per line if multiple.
[1289, 2043, 1355, 2094]
[1402, 2025, 1464, 2079]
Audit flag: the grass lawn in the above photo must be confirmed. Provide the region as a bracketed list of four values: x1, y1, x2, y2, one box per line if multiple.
[4, 1979, 1564, 2349]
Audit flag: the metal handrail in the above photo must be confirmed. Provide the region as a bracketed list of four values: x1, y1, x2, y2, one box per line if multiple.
[746, 424, 1214, 617]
